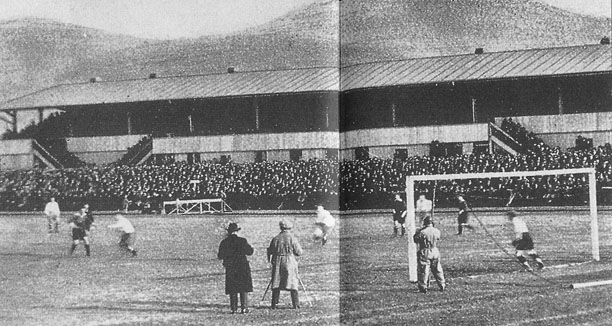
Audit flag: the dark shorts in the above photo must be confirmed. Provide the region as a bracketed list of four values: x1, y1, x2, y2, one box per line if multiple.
[72, 228, 86, 241]
[393, 213, 406, 224]
[458, 212, 469, 224]
[514, 233, 535, 250]
[119, 232, 136, 247]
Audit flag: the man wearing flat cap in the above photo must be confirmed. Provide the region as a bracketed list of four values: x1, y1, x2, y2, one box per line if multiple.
[267, 219, 303, 309]
[413, 216, 445, 293]
[218, 222, 254, 314]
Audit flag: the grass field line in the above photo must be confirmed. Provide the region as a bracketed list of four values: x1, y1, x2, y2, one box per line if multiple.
[499, 305, 612, 326]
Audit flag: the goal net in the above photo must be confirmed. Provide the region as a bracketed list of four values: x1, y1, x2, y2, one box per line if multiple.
[405, 167, 599, 282]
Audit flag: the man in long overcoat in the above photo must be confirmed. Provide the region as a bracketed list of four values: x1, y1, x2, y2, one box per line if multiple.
[218, 222, 254, 314]
[267, 220, 303, 309]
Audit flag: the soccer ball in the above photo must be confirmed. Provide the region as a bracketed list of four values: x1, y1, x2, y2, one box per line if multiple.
[312, 227, 324, 241]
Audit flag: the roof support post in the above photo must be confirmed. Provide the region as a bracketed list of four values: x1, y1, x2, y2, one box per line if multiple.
[557, 86, 564, 115]
[127, 111, 132, 135]
[471, 97, 477, 123]
[253, 97, 260, 132]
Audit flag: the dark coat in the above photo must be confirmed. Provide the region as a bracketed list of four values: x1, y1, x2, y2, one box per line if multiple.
[267, 230, 303, 290]
[218, 234, 254, 294]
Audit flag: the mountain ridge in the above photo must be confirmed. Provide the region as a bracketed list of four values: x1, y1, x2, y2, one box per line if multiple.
[0, 0, 609, 105]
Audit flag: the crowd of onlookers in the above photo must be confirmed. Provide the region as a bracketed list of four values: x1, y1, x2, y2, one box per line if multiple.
[2, 141, 612, 212]
[3, 115, 612, 212]
[500, 118, 552, 154]
[341, 143, 612, 209]
[0, 160, 339, 211]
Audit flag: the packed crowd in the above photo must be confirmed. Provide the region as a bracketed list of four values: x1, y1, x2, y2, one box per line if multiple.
[3, 112, 612, 211]
[341, 143, 612, 209]
[0, 159, 339, 211]
[2, 141, 612, 212]
[500, 118, 552, 154]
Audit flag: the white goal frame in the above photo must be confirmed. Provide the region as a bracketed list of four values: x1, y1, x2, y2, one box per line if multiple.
[405, 167, 598, 283]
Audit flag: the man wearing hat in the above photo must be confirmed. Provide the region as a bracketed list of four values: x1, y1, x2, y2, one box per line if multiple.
[218, 222, 254, 314]
[413, 217, 445, 293]
[506, 211, 544, 271]
[267, 220, 303, 309]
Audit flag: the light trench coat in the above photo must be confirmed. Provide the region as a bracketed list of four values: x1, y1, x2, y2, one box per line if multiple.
[267, 230, 303, 290]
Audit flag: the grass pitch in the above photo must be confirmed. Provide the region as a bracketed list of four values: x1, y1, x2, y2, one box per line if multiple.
[341, 210, 612, 325]
[0, 213, 339, 326]
[3, 210, 612, 326]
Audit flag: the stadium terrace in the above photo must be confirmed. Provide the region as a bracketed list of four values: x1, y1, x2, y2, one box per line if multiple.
[0, 43, 611, 212]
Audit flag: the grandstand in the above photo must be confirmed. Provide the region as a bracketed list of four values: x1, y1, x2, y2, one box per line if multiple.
[0, 42, 610, 213]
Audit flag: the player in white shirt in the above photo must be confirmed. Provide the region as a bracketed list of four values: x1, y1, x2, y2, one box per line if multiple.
[108, 214, 138, 257]
[507, 211, 544, 271]
[415, 194, 433, 224]
[44, 197, 61, 233]
[313, 205, 336, 245]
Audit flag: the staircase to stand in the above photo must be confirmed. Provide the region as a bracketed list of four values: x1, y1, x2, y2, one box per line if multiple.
[117, 136, 153, 165]
[488, 122, 525, 155]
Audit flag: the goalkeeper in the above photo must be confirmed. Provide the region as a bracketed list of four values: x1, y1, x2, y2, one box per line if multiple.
[507, 211, 544, 271]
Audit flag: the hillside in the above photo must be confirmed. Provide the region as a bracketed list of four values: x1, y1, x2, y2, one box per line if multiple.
[60, 0, 339, 83]
[0, 0, 610, 105]
[0, 18, 146, 103]
[341, 0, 611, 65]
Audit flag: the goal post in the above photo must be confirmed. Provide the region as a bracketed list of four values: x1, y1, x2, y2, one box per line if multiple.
[405, 167, 598, 283]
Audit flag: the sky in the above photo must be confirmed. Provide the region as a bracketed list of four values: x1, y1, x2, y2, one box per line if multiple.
[0, 0, 321, 39]
[0, 0, 609, 39]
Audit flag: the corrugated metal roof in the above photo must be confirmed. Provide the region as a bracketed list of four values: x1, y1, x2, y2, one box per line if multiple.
[2, 67, 339, 110]
[3, 45, 609, 110]
[342, 44, 612, 91]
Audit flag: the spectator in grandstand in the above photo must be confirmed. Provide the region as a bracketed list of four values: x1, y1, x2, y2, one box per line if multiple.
[456, 195, 474, 235]
[413, 216, 445, 293]
[313, 205, 336, 246]
[392, 194, 407, 236]
[217, 222, 253, 314]
[68, 205, 95, 257]
[415, 194, 433, 224]
[506, 211, 544, 271]
[44, 197, 61, 233]
[122, 195, 131, 214]
[108, 214, 138, 257]
[267, 220, 303, 309]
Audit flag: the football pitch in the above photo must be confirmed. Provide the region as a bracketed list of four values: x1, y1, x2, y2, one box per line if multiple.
[2, 210, 612, 326]
[0, 213, 340, 326]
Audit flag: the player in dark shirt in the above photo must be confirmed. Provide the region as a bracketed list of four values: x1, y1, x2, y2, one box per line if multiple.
[392, 194, 407, 236]
[456, 195, 474, 235]
[68, 204, 95, 256]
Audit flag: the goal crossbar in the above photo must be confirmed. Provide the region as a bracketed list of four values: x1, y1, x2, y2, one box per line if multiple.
[405, 167, 598, 283]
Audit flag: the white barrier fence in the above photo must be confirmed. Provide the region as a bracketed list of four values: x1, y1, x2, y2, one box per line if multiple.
[162, 198, 232, 215]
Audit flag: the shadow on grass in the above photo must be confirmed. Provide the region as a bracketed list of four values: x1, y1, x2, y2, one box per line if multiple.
[66, 300, 294, 314]
[156, 261, 339, 281]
